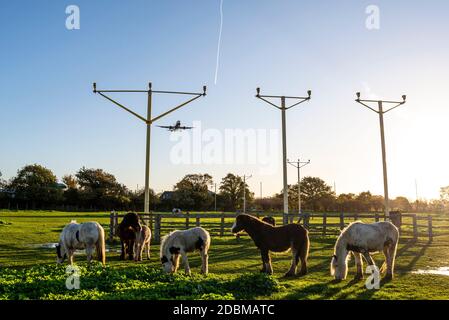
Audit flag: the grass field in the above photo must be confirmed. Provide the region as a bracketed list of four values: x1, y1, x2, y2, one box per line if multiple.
[1, 210, 449, 300]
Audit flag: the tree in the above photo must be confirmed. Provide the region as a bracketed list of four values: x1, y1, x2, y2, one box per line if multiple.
[296, 176, 334, 211]
[172, 174, 214, 210]
[9, 164, 62, 208]
[336, 193, 357, 212]
[219, 173, 254, 211]
[75, 167, 130, 210]
[0, 170, 5, 191]
[356, 191, 373, 212]
[62, 175, 77, 189]
[391, 196, 412, 212]
[62, 174, 79, 207]
[440, 186, 449, 202]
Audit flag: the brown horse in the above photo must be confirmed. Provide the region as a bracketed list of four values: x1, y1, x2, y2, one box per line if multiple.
[118, 212, 141, 260]
[231, 214, 309, 277]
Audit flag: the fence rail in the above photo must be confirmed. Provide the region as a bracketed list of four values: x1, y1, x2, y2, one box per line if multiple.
[109, 211, 444, 243]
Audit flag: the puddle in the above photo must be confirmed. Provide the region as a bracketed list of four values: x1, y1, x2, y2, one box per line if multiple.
[413, 267, 449, 276]
[31, 243, 118, 253]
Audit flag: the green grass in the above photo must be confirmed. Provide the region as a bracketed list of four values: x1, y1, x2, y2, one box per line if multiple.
[1, 210, 449, 300]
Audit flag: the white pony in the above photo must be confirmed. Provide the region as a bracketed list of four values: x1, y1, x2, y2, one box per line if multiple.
[56, 220, 106, 266]
[330, 221, 399, 281]
[134, 225, 151, 261]
[160, 227, 210, 275]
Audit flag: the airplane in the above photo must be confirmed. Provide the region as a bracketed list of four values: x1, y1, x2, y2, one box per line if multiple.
[157, 120, 194, 132]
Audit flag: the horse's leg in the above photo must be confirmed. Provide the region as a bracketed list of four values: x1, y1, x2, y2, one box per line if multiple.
[298, 248, 308, 276]
[261, 249, 272, 275]
[86, 246, 94, 265]
[285, 248, 297, 277]
[68, 250, 74, 265]
[120, 240, 125, 260]
[384, 242, 396, 280]
[353, 252, 364, 280]
[180, 251, 190, 275]
[133, 242, 139, 261]
[128, 240, 135, 260]
[146, 242, 151, 260]
[362, 251, 375, 267]
[259, 250, 267, 273]
[138, 242, 144, 261]
[173, 254, 180, 272]
[200, 249, 209, 275]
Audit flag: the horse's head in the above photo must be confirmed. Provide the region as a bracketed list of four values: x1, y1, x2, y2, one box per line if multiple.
[55, 243, 67, 264]
[160, 246, 180, 273]
[231, 214, 250, 234]
[330, 252, 348, 281]
[261, 216, 276, 226]
[122, 212, 142, 232]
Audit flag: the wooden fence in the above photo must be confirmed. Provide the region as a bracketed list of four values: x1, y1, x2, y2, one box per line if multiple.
[109, 211, 447, 244]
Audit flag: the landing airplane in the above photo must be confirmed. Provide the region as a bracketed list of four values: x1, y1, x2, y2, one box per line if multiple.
[157, 120, 194, 132]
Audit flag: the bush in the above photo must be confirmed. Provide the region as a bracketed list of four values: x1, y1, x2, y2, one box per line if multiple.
[0, 264, 282, 300]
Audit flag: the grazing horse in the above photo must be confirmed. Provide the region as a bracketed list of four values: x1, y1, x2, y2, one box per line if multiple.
[56, 220, 106, 265]
[231, 214, 309, 277]
[134, 225, 151, 261]
[261, 216, 276, 226]
[118, 212, 142, 260]
[160, 227, 210, 275]
[330, 221, 399, 281]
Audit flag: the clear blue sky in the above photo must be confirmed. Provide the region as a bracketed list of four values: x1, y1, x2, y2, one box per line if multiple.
[1, 0, 448, 200]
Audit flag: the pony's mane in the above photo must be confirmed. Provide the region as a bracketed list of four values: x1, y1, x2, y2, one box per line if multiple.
[242, 214, 274, 227]
[160, 230, 179, 256]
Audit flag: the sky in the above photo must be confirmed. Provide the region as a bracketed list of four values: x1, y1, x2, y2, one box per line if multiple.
[1, 0, 448, 200]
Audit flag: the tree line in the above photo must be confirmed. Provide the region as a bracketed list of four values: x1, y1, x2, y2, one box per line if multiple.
[1, 165, 448, 213]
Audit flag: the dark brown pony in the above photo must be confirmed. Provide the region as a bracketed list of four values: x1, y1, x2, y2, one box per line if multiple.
[118, 212, 141, 260]
[261, 216, 276, 226]
[231, 214, 309, 277]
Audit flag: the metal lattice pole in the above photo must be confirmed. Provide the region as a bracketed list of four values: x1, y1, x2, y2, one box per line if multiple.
[355, 92, 407, 219]
[93, 82, 206, 213]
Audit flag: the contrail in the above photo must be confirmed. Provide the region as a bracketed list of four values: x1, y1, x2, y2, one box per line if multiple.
[214, 0, 224, 85]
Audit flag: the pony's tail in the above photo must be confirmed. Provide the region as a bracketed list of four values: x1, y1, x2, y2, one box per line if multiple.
[299, 231, 310, 264]
[96, 224, 106, 266]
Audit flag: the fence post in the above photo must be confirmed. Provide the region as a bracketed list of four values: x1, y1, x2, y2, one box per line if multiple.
[339, 212, 344, 230]
[412, 214, 418, 240]
[186, 211, 190, 229]
[109, 211, 115, 242]
[428, 215, 433, 242]
[322, 213, 327, 236]
[114, 212, 119, 235]
[375, 212, 379, 222]
[304, 213, 310, 230]
[196, 217, 200, 227]
[354, 213, 358, 221]
[154, 215, 161, 243]
[220, 212, 225, 237]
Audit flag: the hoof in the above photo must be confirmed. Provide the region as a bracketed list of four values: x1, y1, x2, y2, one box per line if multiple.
[354, 274, 364, 281]
[283, 272, 295, 278]
[383, 274, 393, 281]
